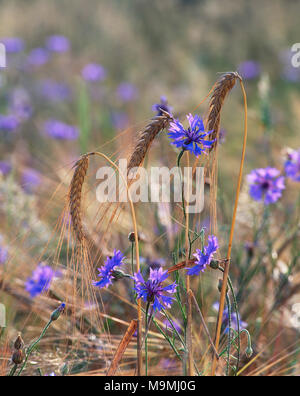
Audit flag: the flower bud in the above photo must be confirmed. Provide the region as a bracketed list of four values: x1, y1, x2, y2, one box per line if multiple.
[245, 346, 253, 358]
[14, 334, 24, 350]
[50, 303, 66, 321]
[12, 350, 24, 365]
[210, 260, 219, 270]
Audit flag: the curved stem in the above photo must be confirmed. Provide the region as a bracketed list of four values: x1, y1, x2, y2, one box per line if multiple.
[212, 78, 248, 376]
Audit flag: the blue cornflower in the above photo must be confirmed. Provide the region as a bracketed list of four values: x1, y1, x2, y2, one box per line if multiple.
[187, 235, 219, 276]
[43, 120, 79, 140]
[0, 236, 8, 265]
[81, 63, 107, 82]
[133, 267, 177, 312]
[152, 96, 173, 116]
[21, 168, 42, 194]
[213, 302, 248, 333]
[93, 250, 126, 289]
[238, 60, 261, 80]
[0, 114, 19, 132]
[25, 264, 58, 298]
[0, 161, 12, 176]
[46, 35, 70, 53]
[284, 149, 300, 182]
[0, 37, 25, 53]
[168, 114, 214, 156]
[27, 48, 50, 67]
[117, 82, 138, 102]
[247, 167, 285, 205]
[37, 79, 71, 102]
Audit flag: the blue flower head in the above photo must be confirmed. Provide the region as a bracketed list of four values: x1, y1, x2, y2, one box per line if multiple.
[284, 149, 300, 182]
[247, 167, 285, 205]
[168, 114, 214, 156]
[25, 264, 59, 298]
[93, 250, 125, 289]
[213, 302, 248, 333]
[133, 267, 177, 312]
[152, 96, 173, 117]
[187, 235, 219, 276]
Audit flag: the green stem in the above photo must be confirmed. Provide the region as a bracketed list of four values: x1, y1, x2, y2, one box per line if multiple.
[17, 320, 53, 376]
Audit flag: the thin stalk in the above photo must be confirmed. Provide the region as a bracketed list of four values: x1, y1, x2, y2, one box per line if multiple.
[17, 320, 52, 376]
[225, 294, 232, 376]
[212, 78, 248, 375]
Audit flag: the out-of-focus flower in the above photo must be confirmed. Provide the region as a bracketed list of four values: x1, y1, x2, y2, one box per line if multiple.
[93, 250, 126, 289]
[279, 49, 300, 83]
[43, 120, 79, 140]
[117, 82, 138, 102]
[0, 114, 19, 132]
[111, 112, 129, 130]
[37, 79, 71, 102]
[284, 149, 300, 182]
[0, 161, 12, 176]
[0, 37, 24, 53]
[0, 236, 8, 264]
[168, 114, 214, 157]
[163, 318, 182, 334]
[133, 267, 177, 312]
[159, 358, 178, 370]
[187, 235, 219, 276]
[247, 167, 285, 205]
[21, 168, 42, 194]
[46, 35, 70, 53]
[27, 48, 50, 67]
[219, 128, 227, 145]
[146, 257, 166, 270]
[25, 264, 58, 298]
[238, 60, 261, 80]
[213, 302, 248, 333]
[81, 63, 107, 82]
[9, 88, 33, 121]
[152, 96, 173, 116]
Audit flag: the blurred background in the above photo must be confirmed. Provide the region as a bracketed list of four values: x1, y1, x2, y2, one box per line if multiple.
[0, 0, 300, 376]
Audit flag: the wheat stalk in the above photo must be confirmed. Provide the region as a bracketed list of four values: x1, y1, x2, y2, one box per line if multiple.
[207, 72, 240, 150]
[127, 110, 172, 174]
[69, 154, 90, 242]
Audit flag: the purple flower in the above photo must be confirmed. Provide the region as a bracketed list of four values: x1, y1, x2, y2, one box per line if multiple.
[168, 114, 214, 157]
[0, 236, 8, 265]
[46, 35, 70, 53]
[238, 61, 261, 80]
[0, 37, 24, 53]
[285, 149, 300, 182]
[9, 88, 33, 121]
[0, 114, 19, 132]
[187, 235, 219, 276]
[27, 48, 50, 67]
[152, 96, 173, 116]
[21, 168, 42, 194]
[37, 79, 71, 102]
[111, 112, 129, 130]
[213, 302, 248, 333]
[81, 63, 107, 82]
[163, 318, 181, 334]
[133, 267, 177, 312]
[117, 82, 138, 102]
[43, 120, 79, 140]
[247, 167, 285, 205]
[0, 161, 12, 176]
[93, 250, 126, 289]
[25, 264, 57, 298]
